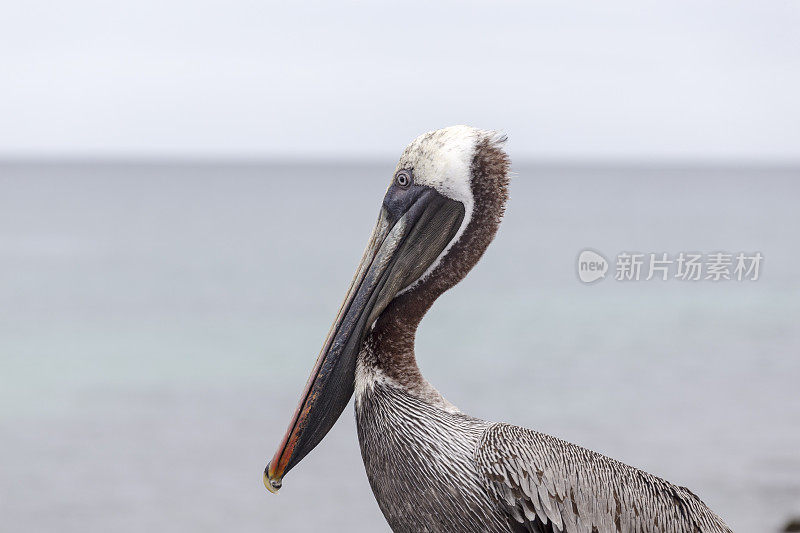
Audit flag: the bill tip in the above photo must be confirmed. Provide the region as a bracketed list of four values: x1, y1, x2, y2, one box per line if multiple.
[263, 465, 282, 494]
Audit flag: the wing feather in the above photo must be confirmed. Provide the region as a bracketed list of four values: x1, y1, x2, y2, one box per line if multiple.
[474, 423, 732, 533]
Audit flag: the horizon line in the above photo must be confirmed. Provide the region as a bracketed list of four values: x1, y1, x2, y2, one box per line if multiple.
[1, 154, 799, 170]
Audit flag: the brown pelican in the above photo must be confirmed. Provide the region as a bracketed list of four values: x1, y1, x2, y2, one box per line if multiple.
[264, 126, 733, 533]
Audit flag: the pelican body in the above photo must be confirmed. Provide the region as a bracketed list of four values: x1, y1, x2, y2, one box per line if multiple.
[265, 126, 732, 533]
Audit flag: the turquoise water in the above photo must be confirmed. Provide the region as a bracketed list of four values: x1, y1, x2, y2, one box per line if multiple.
[1, 162, 798, 532]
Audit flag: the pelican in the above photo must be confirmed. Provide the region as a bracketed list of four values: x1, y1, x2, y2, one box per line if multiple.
[264, 126, 732, 533]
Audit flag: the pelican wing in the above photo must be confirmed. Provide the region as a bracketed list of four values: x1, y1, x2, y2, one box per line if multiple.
[474, 423, 732, 533]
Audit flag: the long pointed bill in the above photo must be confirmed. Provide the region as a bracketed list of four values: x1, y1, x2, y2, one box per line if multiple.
[264, 184, 465, 493]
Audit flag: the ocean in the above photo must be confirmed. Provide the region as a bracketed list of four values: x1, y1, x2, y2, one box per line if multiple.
[1, 161, 798, 532]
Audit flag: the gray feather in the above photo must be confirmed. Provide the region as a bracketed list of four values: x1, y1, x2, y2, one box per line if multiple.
[475, 423, 733, 533]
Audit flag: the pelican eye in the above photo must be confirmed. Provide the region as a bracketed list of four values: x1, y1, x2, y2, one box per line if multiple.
[394, 171, 412, 188]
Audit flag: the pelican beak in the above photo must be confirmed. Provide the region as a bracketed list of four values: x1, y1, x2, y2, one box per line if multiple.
[263, 468, 280, 494]
[264, 184, 465, 492]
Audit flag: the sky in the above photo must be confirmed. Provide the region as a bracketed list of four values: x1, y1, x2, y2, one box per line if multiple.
[1, 1, 798, 161]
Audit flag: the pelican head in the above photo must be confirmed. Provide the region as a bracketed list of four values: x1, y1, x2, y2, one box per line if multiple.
[264, 125, 509, 493]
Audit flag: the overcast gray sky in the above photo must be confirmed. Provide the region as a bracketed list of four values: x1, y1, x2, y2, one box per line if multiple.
[1, 1, 798, 161]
